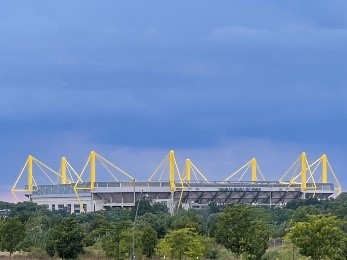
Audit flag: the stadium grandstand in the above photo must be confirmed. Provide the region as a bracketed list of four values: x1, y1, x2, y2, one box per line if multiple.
[12, 150, 341, 213]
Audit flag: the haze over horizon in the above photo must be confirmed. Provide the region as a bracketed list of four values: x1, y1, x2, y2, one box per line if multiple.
[1, 1, 347, 202]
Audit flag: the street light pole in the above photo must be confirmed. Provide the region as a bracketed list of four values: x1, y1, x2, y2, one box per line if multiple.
[292, 240, 296, 260]
[133, 178, 136, 206]
[131, 186, 142, 260]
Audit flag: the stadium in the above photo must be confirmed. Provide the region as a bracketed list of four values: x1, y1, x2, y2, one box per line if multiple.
[12, 150, 341, 213]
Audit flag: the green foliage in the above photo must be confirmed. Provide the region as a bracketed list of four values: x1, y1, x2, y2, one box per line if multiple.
[249, 206, 273, 223]
[205, 213, 219, 236]
[101, 220, 132, 260]
[262, 245, 307, 260]
[0, 201, 13, 213]
[0, 217, 26, 256]
[78, 212, 109, 246]
[152, 202, 169, 214]
[45, 216, 85, 259]
[21, 212, 51, 251]
[3, 195, 347, 259]
[288, 214, 346, 260]
[101, 207, 132, 222]
[136, 212, 169, 238]
[247, 220, 270, 259]
[83, 241, 109, 259]
[207, 201, 222, 214]
[131, 199, 153, 219]
[141, 226, 158, 258]
[215, 205, 269, 259]
[156, 228, 205, 260]
[169, 209, 204, 233]
[286, 198, 320, 210]
[45, 237, 56, 258]
[270, 207, 292, 224]
[119, 228, 143, 259]
[27, 246, 51, 259]
[320, 194, 347, 220]
[201, 236, 220, 259]
[267, 207, 292, 238]
[129, 200, 169, 221]
[291, 205, 322, 223]
[10, 202, 51, 222]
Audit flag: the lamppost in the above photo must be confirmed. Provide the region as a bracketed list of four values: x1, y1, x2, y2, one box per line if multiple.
[292, 239, 297, 260]
[131, 185, 142, 260]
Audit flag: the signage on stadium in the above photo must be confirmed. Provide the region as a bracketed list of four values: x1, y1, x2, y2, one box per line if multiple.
[218, 187, 262, 192]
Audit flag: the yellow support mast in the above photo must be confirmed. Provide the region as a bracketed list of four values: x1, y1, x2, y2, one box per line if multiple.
[90, 151, 96, 190]
[61, 157, 67, 184]
[12, 155, 69, 202]
[301, 152, 307, 191]
[225, 158, 265, 182]
[251, 158, 257, 182]
[308, 154, 341, 194]
[169, 150, 175, 191]
[28, 155, 33, 193]
[185, 159, 191, 183]
[322, 154, 327, 183]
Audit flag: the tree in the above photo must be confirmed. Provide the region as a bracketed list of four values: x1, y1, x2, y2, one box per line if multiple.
[207, 201, 221, 214]
[152, 202, 169, 214]
[21, 212, 51, 251]
[101, 220, 132, 260]
[0, 217, 26, 256]
[170, 209, 203, 233]
[101, 207, 132, 222]
[201, 236, 219, 259]
[204, 213, 218, 236]
[156, 228, 204, 260]
[215, 205, 269, 259]
[119, 228, 143, 259]
[246, 220, 270, 259]
[291, 205, 321, 223]
[136, 212, 169, 238]
[286, 198, 320, 210]
[321, 194, 347, 219]
[45, 216, 85, 259]
[9, 202, 50, 223]
[288, 214, 345, 260]
[131, 199, 153, 219]
[141, 226, 158, 258]
[79, 213, 109, 247]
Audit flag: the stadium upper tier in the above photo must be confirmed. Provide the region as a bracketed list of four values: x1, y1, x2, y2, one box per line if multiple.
[12, 150, 341, 213]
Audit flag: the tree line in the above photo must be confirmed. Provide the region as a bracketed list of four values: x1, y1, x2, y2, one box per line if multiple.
[1, 194, 347, 259]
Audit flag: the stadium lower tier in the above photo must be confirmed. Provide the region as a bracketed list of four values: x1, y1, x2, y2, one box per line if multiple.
[26, 181, 334, 213]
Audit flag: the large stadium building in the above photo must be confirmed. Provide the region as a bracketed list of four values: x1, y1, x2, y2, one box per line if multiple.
[12, 150, 340, 213]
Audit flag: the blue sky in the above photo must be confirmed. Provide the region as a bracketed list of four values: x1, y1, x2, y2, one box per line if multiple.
[1, 1, 347, 201]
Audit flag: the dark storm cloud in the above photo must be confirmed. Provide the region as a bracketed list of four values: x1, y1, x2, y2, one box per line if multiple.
[1, 1, 347, 193]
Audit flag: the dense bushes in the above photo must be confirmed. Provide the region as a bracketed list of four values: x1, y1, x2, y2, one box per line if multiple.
[1, 195, 347, 259]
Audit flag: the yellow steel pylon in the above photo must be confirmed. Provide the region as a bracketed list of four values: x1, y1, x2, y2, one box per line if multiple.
[225, 158, 266, 182]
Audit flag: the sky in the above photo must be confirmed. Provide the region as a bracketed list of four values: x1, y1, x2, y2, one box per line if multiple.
[1, 1, 347, 201]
